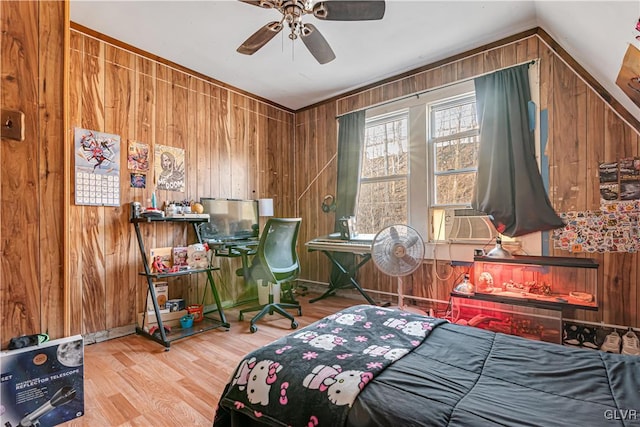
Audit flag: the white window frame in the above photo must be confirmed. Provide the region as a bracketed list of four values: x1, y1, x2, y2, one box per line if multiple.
[357, 110, 410, 233]
[428, 94, 480, 208]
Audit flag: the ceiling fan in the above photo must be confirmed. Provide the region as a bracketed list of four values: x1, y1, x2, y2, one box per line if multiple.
[237, 0, 386, 64]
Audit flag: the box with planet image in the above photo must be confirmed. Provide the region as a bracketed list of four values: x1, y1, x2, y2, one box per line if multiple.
[1, 335, 84, 427]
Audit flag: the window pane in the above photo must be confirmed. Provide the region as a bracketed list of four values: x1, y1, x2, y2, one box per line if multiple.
[434, 135, 479, 172]
[434, 172, 476, 205]
[356, 180, 407, 233]
[433, 101, 477, 138]
[362, 118, 408, 178]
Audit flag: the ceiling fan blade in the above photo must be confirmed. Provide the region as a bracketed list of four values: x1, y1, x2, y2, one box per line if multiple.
[300, 23, 336, 64]
[238, 0, 275, 9]
[313, 0, 386, 21]
[237, 21, 283, 55]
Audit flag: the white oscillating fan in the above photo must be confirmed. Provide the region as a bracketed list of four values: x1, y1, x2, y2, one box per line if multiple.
[371, 225, 425, 308]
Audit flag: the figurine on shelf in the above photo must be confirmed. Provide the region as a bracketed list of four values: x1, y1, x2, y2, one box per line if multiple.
[152, 256, 181, 273]
[476, 272, 495, 292]
[187, 243, 209, 269]
[152, 255, 170, 273]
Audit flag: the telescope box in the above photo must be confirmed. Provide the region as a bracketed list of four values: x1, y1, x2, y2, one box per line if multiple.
[0, 335, 84, 427]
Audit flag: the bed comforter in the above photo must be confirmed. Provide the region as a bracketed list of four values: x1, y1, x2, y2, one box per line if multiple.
[213, 305, 640, 427]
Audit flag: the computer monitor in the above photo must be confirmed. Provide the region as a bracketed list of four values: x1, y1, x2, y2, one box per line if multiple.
[199, 198, 259, 241]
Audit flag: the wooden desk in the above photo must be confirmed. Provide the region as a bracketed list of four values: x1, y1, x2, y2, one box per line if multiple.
[306, 236, 378, 305]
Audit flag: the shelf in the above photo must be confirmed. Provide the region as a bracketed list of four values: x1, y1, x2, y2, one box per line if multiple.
[451, 291, 598, 311]
[450, 296, 563, 344]
[138, 266, 220, 279]
[135, 316, 230, 349]
[130, 216, 209, 224]
[130, 207, 229, 350]
[474, 255, 599, 268]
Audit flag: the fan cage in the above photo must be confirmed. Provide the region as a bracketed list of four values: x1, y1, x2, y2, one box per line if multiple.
[371, 224, 425, 277]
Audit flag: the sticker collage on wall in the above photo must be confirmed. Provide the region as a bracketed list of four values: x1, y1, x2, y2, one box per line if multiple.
[74, 128, 121, 206]
[552, 201, 640, 253]
[553, 157, 640, 253]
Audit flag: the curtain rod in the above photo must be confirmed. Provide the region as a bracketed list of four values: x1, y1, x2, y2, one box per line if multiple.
[336, 59, 539, 119]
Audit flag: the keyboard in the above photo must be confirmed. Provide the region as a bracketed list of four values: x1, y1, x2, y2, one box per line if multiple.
[306, 238, 373, 254]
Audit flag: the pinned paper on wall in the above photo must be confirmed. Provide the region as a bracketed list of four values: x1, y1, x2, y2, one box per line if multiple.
[130, 173, 146, 189]
[616, 44, 640, 109]
[74, 127, 120, 206]
[154, 145, 185, 192]
[552, 201, 640, 253]
[127, 140, 150, 172]
[599, 157, 640, 203]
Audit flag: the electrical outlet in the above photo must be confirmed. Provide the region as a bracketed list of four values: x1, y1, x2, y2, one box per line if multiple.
[1, 108, 25, 141]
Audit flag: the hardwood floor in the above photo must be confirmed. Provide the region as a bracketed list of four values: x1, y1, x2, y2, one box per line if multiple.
[61, 292, 356, 426]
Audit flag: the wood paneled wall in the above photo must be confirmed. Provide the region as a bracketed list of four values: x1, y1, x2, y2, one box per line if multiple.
[294, 34, 640, 328]
[1, 1, 66, 348]
[67, 30, 295, 337]
[2, 7, 639, 349]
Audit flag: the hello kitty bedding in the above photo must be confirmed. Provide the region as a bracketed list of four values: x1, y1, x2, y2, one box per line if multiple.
[213, 305, 640, 427]
[213, 304, 446, 427]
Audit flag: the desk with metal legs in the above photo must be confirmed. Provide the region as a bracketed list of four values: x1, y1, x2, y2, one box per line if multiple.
[305, 237, 377, 305]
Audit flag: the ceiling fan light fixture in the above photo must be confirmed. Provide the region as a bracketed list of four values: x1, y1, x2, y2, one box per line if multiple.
[237, 0, 386, 64]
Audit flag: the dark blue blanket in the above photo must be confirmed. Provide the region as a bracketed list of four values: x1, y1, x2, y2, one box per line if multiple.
[214, 304, 447, 427]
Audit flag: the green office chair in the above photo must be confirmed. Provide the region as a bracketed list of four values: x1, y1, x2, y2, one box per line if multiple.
[237, 218, 303, 333]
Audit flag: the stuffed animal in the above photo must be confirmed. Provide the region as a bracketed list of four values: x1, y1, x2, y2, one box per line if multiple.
[187, 243, 209, 269]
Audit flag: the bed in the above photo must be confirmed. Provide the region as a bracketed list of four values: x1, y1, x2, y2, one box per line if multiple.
[213, 304, 640, 427]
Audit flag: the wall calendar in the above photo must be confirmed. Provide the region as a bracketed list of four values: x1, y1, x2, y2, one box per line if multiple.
[73, 127, 121, 206]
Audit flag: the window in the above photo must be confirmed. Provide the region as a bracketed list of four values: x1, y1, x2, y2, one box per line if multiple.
[357, 80, 479, 240]
[430, 95, 479, 207]
[355, 111, 409, 234]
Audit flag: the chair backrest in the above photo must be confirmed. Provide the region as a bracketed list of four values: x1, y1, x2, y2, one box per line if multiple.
[252, 218, 302, 284]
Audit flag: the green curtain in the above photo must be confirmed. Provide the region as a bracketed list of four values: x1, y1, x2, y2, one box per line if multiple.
[330, 110, 365, 286]
[472, 63, 564, 237]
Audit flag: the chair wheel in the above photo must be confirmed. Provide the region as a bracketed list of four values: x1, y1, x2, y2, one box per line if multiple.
[239, 313, 244, 321]
[250, 325, 258, 333]
[291, 321, 298, 329]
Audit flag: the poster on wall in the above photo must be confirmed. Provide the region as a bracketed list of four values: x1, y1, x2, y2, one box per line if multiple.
[615, 44, 640, 109]
[154, 144, 185, 192]
[599, 158, 640, 203]
[619, 157, 640, 200]
[0, 335, 84, 427]
[74, 128, 121, 206]
[130, 172, 146, 189]
[127, 140, 150, 172]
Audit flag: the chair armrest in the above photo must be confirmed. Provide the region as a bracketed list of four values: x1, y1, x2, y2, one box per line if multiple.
[234, 245, 257, 278]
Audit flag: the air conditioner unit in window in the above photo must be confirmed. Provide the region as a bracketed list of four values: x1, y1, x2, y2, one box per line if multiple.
[444, 208, 498, 243]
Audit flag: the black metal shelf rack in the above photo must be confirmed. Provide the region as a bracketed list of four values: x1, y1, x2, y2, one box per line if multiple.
[131, 214, 230, 350]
